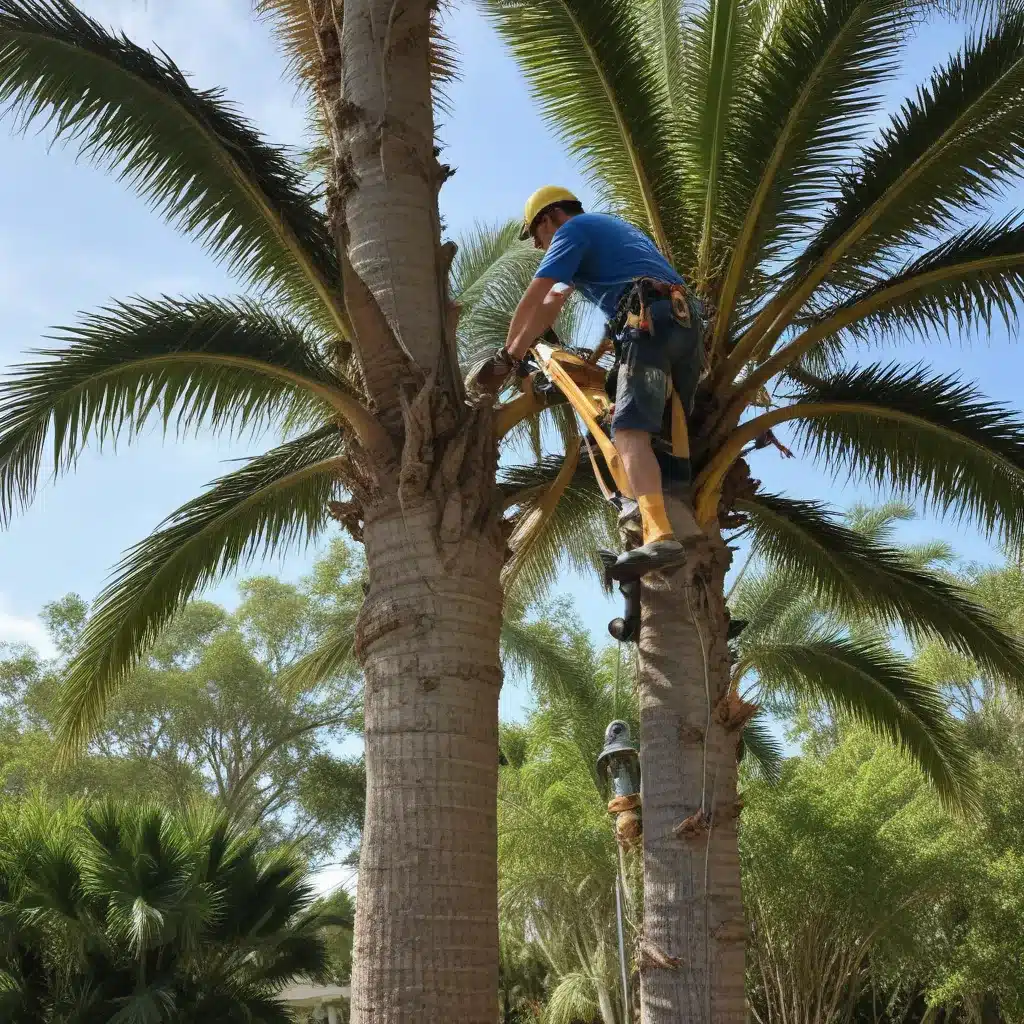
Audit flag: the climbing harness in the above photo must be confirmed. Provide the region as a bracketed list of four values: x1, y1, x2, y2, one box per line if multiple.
[498, 280, 705, 643]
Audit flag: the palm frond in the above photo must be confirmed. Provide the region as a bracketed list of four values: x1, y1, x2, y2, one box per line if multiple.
[454, 222, 546, 368]
[784, 363, 1024, 545]
[0, 0, 345, 332]
[789, 11, 1024, 312]
[740, 492, 1024, 686]
[843, 499, 915, 543]
[716, 0, 916, 338]
[500, 614, 594, 706]
[499, 455, 616, 607]
[639, 0, 686, 112]
[741, 632, 975, 809]
[740, 714, 785, 785]
[451, 219, 535, 304]
[480, 0, 691, 262]
[544, 971, 602, 1024]
[280, 612, 359, 695]
[56, 427, 345, 751]
[678, 0, 763, 278]
[0, 296, 376, 524]
[729, 564, 822, 647]
[254, 0, 320, 89]
[760, 216, 1024, 381]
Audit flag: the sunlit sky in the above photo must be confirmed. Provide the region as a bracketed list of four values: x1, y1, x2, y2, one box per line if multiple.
[0, 1, 1016, 733]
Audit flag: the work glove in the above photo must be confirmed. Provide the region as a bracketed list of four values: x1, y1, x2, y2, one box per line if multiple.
[465, 347, 518, 399]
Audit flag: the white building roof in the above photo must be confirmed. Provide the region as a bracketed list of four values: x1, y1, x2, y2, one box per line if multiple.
[277, 982, 351, 1008]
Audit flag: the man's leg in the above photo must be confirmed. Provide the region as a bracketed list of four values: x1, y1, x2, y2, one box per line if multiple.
[615, 428, 673, 543]
[607, 329, 697, 581]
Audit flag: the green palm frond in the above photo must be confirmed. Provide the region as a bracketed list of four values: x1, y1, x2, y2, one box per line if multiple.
[0, 295, 366, 523]
[677, 0, 762, 276]
[791, 12, 1024, 302]
[543, 971, 602, 1024]
[0, 0, 345, 332]
[843, 500, 915, 543]
[453, 220, 547, 367]
[500, 613, 595, 706]
[740, 491, 1024, 685]
[56, 427, 345, 751]
[451, 219, 533, 300]
[785, 363, 1024, 544]
[740, 632, 975, 809]
[499, 455, 617, 607]
[640, 0, 686, 112]
[729, 565, 821, 647]
[767, 216, 1024, 376]
[281, 612, 359, 695]
[717, 0, 916, 333]
[739, 714, 784, 785]
[480, 0, 691, 261]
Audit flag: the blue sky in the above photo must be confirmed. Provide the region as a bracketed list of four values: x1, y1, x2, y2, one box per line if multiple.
[0, 1, 1017, 728]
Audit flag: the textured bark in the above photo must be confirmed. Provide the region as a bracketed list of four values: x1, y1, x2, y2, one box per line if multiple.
[636, 499, 746, 1024]
[307, 1, 505, 1017]
[338, 0, 453, 386]
[353, 497, 503, 1022]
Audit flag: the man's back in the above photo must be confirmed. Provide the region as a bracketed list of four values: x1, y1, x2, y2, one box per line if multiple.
[535, 212, 683, 318]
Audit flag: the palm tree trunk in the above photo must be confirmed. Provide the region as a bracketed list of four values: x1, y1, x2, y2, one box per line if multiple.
[636, 512, 746, 1024]
[311, 0, 505, 1017]
[352, 500, 504, 1021]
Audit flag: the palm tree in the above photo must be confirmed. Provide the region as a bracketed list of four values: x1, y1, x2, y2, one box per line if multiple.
[0, 2, 550, 1017]
[0, 799, 329, 1022]
[1, 2, 1023, 1020]
[477, 1, 1024, 1019]
[496, 533, 971, 1024]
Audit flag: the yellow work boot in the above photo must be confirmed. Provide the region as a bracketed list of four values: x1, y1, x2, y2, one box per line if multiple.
[608, 493, 698, 582]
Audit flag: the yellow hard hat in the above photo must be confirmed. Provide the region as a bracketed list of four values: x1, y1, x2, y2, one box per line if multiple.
[520, 185, 580, 239]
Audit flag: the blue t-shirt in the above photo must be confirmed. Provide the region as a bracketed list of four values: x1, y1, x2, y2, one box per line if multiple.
[534, 213, 683, 318]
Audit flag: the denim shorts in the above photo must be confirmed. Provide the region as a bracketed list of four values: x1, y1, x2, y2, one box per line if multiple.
[611, 298, 702, 436]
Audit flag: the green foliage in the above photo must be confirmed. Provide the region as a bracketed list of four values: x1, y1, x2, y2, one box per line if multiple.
[742, 728, 965, 1024]
[313, 887, 356, 985]
[0, 0, 341, 327]
[743, 711, 1024, 1023]
[731, 503, 980, 809]
[0, 798, 330, 1022]
[0, 541, 365, 860]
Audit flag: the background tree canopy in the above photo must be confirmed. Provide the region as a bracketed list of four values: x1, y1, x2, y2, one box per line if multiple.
[0, 539, 366, 861]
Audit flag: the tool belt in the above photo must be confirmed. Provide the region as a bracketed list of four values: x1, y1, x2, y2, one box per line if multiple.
[604, 277, 695, 399]
[608, 277, 692, 348]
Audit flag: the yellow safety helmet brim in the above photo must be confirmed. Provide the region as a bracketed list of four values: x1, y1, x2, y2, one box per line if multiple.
[520, 185, 580, 239]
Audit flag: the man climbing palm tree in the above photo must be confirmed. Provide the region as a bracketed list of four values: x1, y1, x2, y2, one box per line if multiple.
[472, 185, 703, 579]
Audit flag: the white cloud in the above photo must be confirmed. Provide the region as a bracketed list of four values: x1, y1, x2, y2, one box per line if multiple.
[0, 595, 56, 656]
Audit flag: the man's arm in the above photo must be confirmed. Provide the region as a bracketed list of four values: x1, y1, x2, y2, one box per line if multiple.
[505, 279, 572, 359]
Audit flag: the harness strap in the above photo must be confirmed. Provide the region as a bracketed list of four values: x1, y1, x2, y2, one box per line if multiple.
[581, 429, 618, 504]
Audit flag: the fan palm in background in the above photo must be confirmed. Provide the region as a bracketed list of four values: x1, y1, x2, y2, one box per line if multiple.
[0, 800, 329, 1022]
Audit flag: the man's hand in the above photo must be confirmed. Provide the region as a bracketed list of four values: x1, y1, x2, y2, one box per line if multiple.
[465, 347, 517, 399]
